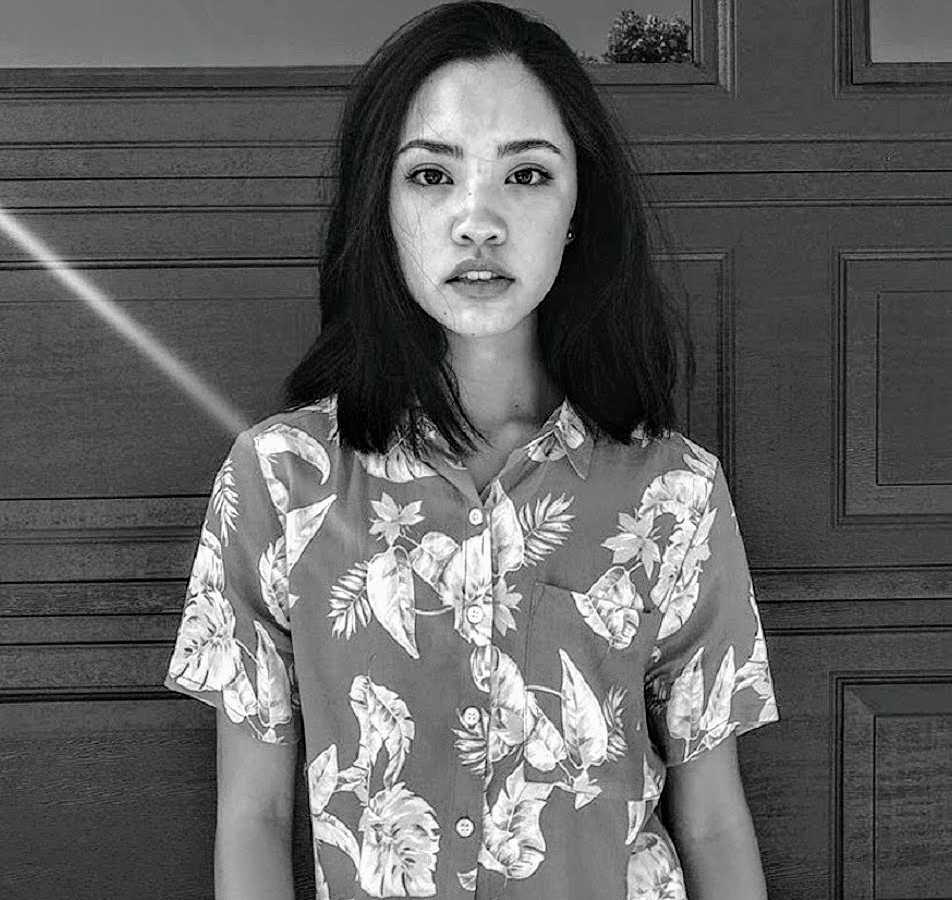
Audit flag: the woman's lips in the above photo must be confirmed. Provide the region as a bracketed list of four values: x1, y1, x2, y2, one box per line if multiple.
[447, 276, 513, 283]
[447, 277, 514, 297]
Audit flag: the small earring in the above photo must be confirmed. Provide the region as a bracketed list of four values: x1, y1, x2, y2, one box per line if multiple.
[566, 227, 575, 243]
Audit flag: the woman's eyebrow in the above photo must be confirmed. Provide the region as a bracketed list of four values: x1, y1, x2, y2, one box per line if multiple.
[397, 138, 562, 158]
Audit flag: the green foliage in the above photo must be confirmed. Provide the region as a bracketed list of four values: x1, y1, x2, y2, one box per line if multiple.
[577, 11, 692, 64]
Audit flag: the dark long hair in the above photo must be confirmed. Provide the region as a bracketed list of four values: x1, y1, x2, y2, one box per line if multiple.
[281, 0, 696, 459]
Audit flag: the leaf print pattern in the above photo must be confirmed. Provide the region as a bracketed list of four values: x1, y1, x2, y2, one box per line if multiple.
[523, 398, 585, 463]
[356, 438, 440, 483]
[307, 674, 440, 897]
[254, 423, 332, 513]
[602, 508, 662, 576]
[667, 642, 759, 765]
[466, 641, 632, 828]
[603, 685, 630, 762]
[168, 586, 243, 695]
[656, 503, 716, 643]
[358, 784, 440, 897]
[167, 561, 296, 743]
[366, 545, 420, 659]
[330, 485, 541, 656]
[165, 430, 302, 745]
[625, 756, 667, 844]
[452, 706, 492, 779]
[286, 495, 338, 572]
[640, 468, 713, 617]
[470, 645, 531, 774]
[406, 531, 458, 591]
[251, 619, 295, 732]
[370, 492, 425, 546]
[666, 645, 713, 752]
[644, 456, 779, 774]
[253, 424, 337, 573]
[734, 583, 779, 723]
[490, 576, 522, 636]
[351, 674, 415, 790]
[308, 744, 340, 817]
[165, 401, 781, 900]
[626, 831, 686, 899]
[211, 456, 238, 546]
[313, 808, 361, 872]
[570, 566, 646, 649]
[434, 528, 494, 646]
[485, 480, 525, 575]
[188, 523, 224, 597]
[258, 536, 296, 627]
[478, 763, 556, 880]
[558, 649, 609, 770]
[517, 492, 575, 566]
[678, 434, 718, 480]
[457, 867, 477, 891]
[522, 690, 568, 774]
[328, 560, 372, 640]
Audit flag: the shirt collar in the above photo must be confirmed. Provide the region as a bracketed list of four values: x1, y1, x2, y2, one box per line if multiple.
[531, 396, 594, 480]
[410, 395, 593, 481]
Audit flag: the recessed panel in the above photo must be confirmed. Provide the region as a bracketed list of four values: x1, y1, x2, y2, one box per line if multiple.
[0, 696, 216, 899]
[877, 292, 952, 483]
[840, 680, 952, 900]
[0, 265, 317, 498]
[841, 253, 952, 519]
[875, 715, 952, 896]
[869, 0, 952, 62]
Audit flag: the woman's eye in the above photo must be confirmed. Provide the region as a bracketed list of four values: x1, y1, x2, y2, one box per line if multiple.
[407, 168, 448, 187]
[511, 167, 552, 186]
[405, 166, 552, 187]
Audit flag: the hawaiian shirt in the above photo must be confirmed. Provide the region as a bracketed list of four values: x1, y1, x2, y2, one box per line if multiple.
[164, 393, 780, 900]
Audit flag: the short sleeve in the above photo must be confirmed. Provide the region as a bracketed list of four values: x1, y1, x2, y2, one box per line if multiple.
[644, 457, 779, 766]
[164, 428, 302, 745]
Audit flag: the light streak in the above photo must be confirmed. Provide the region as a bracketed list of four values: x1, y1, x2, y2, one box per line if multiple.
[0, 207, 248, 437]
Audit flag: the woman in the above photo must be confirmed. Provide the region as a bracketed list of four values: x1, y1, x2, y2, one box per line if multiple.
[165, 3, 780, 899]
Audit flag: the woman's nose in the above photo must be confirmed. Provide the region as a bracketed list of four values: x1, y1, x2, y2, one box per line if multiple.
[451, 207, 506, 244]
[452, 219, 505, 245]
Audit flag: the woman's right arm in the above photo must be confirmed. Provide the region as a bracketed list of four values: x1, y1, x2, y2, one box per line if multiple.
[214, 708, 298, 900]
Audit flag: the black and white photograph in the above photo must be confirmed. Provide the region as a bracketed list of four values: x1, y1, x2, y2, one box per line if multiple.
[1, 2, 950, 898]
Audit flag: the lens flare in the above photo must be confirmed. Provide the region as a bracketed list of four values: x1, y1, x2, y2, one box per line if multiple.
[0, 207, 248, 436]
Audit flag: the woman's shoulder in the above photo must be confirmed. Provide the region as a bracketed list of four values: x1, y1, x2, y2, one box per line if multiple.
[246, 395, 338, 438]
[236, 395, 341, 459]
[621, 424, 720, 483]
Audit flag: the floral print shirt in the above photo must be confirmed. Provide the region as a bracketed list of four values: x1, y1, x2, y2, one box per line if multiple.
[164, 394, 780, 900]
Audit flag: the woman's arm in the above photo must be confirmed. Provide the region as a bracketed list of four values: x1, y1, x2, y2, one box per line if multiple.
[659, 733, 769, 900]
[214, 709, 297, 900]
[215, 815, 295, 900]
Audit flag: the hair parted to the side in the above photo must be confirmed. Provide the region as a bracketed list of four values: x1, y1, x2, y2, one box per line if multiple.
[281, 0, 696, 460]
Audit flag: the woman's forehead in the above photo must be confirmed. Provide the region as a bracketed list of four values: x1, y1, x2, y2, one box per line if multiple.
[401, 58, 566, 143]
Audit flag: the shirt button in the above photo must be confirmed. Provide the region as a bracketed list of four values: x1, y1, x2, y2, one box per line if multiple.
[462, 706, 480, 726]
[465, 605, 484, 624]
[455, 816, 475, 838]
[468, 508, 484, 526]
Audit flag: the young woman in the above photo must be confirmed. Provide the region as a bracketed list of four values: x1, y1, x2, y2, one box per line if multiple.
[165, 3, 780, 899]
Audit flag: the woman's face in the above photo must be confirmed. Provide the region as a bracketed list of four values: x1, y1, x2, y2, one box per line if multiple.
[389, 55, 578, 341]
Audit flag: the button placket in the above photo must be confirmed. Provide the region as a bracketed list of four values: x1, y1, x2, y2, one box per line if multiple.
[454, 500, 492, 874]
[464, 512, 493, 640]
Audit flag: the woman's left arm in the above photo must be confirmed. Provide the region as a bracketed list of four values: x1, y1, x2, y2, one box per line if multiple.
[659, 733, 769, 900]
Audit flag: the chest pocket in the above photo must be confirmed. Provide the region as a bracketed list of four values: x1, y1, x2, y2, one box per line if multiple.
[521, 580, 662, 805]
